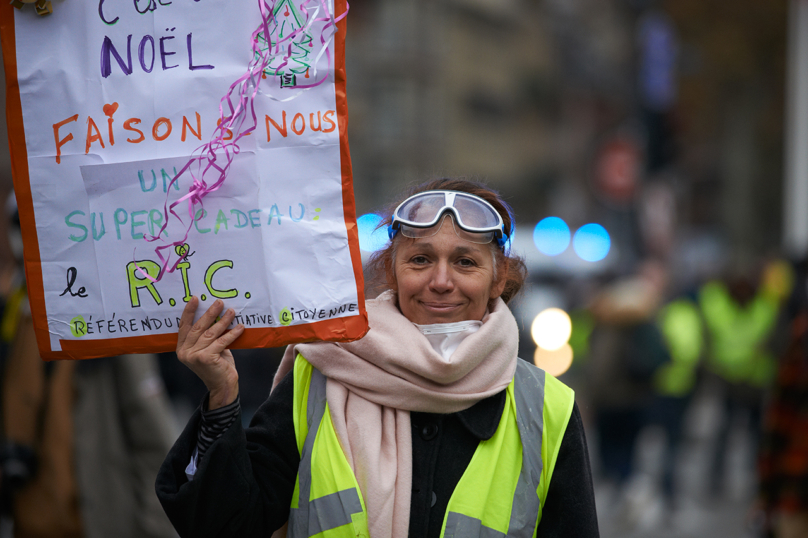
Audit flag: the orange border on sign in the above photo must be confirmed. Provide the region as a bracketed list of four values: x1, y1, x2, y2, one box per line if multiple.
[1, 3, 54, 360]
[1, 0, 368, 360]
[333, 0, 367, 328]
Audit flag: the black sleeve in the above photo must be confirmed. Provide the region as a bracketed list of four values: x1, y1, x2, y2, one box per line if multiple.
[536, 402, 600, 538]
[155, 371, 300, 538]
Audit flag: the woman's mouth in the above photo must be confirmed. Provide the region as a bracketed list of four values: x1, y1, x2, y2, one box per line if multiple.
[420, 302, 461, 312]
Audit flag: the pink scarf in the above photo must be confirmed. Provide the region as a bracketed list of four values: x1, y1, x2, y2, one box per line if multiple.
[272, 290, 519, 538]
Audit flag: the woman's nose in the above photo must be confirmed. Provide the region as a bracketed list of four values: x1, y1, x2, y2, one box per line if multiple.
[429, 262, 454, 293]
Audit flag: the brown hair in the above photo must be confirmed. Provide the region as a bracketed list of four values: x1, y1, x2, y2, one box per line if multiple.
[364, 177, 528, 305]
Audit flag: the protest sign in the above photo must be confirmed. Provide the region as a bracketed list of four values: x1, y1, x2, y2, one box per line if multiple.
[1, 0, 368, 360]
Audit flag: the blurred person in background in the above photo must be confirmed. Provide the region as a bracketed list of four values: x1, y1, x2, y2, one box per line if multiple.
[758, 258, 808, 538]
[0, 189, 18, 367]
[0, 191, 26, 536]
[699, 259, 789, 500]
[0, 191, 178, 538]
[585, 259, 670, 524]
[646, 291, 703, 520]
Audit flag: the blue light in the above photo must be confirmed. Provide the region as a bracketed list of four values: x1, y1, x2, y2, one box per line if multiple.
[573, 223, 611, 262]
[357, 213, 389, 252]
[533, 217, 570, 256]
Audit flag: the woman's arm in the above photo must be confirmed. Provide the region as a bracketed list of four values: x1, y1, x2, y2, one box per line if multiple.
[156, 371, 300, 537]
[175, 297, 242, 410]
[157, 299, 298, 537]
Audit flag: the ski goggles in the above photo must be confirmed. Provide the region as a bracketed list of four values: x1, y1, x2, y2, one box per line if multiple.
[388, 190, 508, 247]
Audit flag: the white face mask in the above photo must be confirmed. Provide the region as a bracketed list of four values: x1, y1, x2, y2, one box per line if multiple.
[414, 320, 483, 361]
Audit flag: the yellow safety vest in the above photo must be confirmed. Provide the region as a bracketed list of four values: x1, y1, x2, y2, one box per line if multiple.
[654, 299, 703, 397]
[698, 281, 778, 386]
[288, 355, 575, 538]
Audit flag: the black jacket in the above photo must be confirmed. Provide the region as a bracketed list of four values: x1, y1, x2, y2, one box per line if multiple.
[156, 368, 599, 537]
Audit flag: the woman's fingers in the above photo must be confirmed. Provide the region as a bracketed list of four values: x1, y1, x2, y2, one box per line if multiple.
[194, 306, 238, 350]
[208, 323, 245, 356]
[183, 299, 226, 350]
[177, 296, 199, 346]
[175, 298, 242, 397]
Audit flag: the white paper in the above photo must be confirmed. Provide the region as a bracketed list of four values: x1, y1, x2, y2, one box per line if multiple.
[9, 0, 362, 354]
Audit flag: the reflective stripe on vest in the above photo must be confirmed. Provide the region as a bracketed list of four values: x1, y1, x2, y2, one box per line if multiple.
[511, 362, 546, 536]
[442, 360, 546, 538]
[289, 366, 366, 538]
[290, 356, 574, 538]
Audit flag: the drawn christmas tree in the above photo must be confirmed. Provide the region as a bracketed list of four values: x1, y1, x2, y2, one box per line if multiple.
[255, 0, 315, 88]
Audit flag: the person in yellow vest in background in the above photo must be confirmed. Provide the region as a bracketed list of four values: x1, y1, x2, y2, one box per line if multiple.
[156, 179, 600, 538]
[640, 259, 792, 516]
[654, 297, 703, 400]
[698, 260, 792, 499]
[645, 294, 703, 516]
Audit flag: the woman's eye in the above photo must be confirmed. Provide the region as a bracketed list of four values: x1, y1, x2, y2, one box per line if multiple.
[457, 258, 477, 267]
[411, 255, 429, 265]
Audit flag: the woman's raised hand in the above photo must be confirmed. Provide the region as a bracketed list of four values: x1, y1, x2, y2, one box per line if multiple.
[177, 297, 244, 410]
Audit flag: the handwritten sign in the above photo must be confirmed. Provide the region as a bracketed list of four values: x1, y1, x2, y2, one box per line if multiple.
[1, 0, 367, 360]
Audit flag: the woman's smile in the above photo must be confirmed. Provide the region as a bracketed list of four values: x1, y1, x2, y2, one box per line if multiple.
[393, 216, 505, 325]
[420, 301, 463, 313]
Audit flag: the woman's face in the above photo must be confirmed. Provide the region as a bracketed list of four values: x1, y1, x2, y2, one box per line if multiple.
[393, 215, 506, 325]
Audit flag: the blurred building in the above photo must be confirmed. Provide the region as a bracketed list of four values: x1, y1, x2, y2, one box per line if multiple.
[346, 0, 789, 286]
[0, 0, 791, 280]
[346, 0, 560, 217]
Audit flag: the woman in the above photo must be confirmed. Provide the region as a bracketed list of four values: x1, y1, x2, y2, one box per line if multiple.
[156, 178, 599, 537]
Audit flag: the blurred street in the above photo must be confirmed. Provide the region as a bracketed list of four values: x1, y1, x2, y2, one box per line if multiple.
[593, 383, 762, 538]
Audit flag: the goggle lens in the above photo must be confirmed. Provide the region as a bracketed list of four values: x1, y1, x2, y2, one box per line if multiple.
[396, 192, 502, 230]
[399, 215, 497, 245]
[396, 193, 448, 224]
[452, 193, 502, 229]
